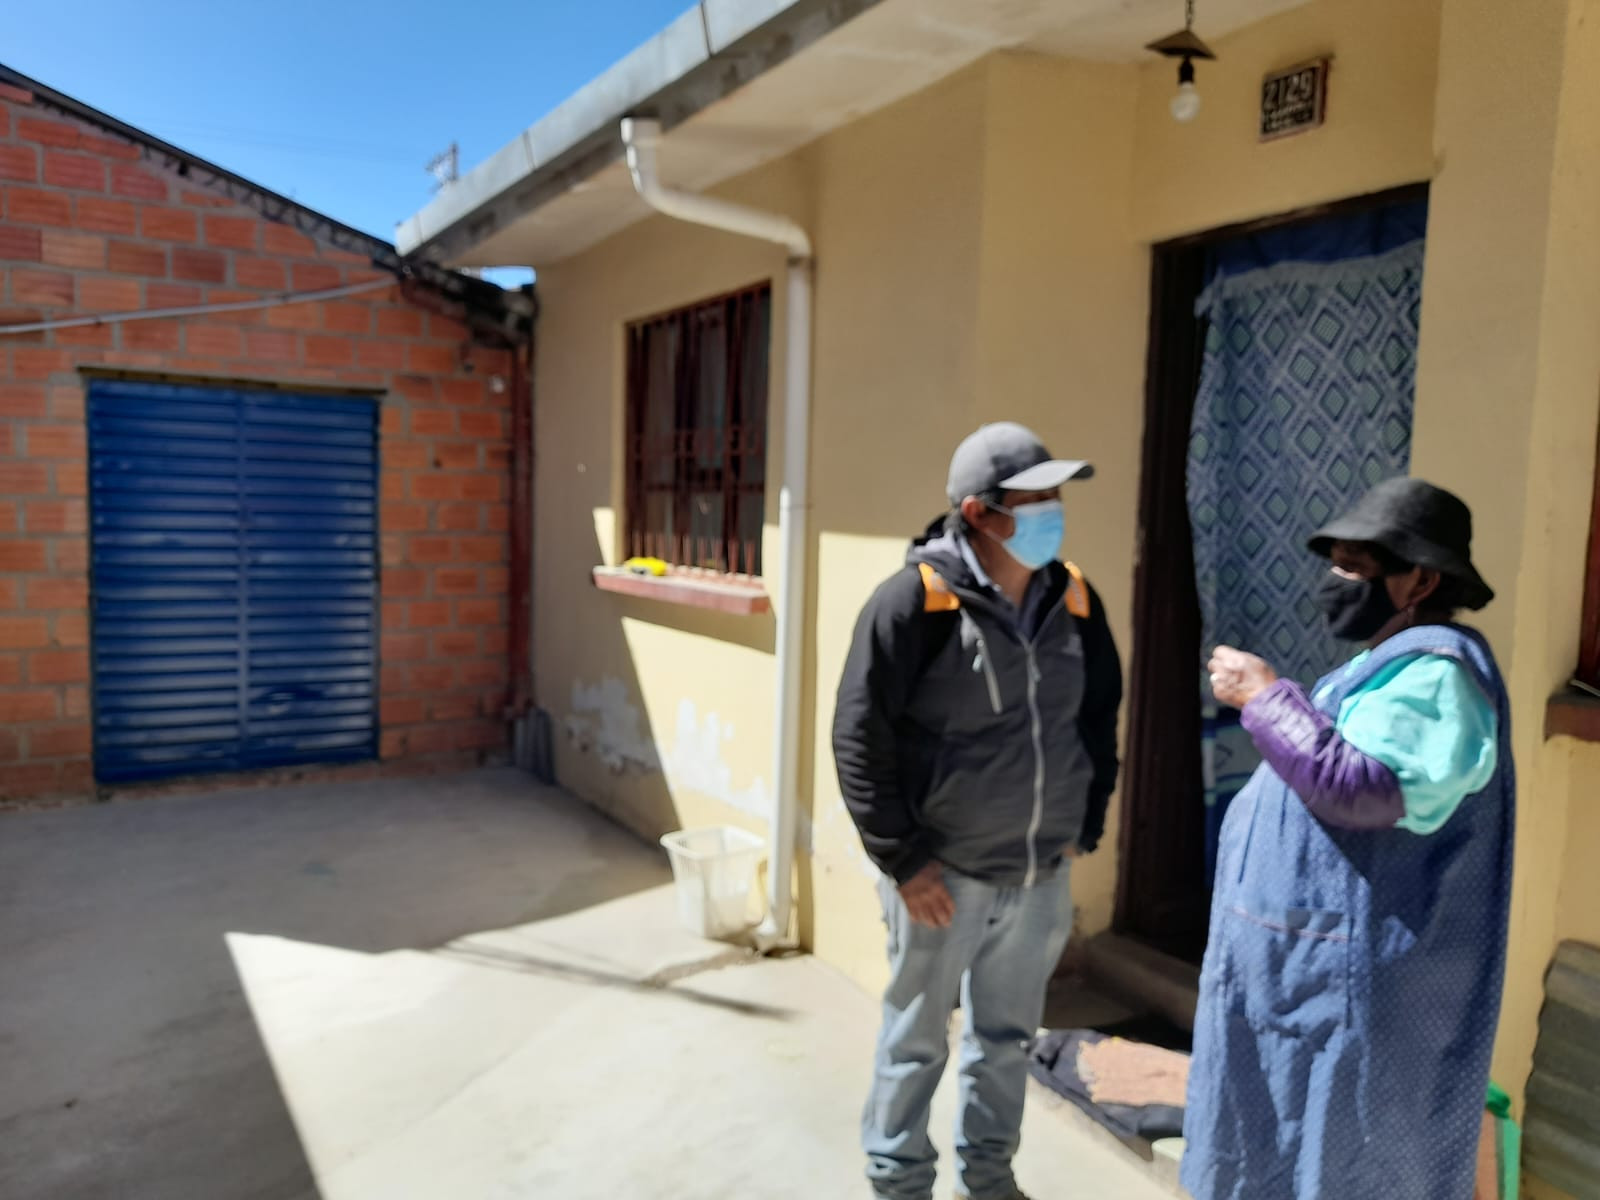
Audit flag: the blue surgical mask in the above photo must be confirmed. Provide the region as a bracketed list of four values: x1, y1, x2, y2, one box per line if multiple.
[987, 499, 1064, 570]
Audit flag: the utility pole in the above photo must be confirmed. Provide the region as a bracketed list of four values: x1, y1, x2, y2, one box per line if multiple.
[422, 141, 487, 280]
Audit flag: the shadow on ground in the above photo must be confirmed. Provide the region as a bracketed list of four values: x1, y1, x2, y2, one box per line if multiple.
[434, 940, 791, 1019]
[0, 768, 667, 1200]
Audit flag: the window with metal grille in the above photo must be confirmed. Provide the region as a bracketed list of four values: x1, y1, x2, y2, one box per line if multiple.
[624, 284, 770, 576]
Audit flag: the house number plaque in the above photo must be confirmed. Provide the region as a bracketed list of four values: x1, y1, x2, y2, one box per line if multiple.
[1260, 58, 1329, 141]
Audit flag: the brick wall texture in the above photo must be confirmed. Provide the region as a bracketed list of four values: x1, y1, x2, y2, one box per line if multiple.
[0, 82, 516, 801]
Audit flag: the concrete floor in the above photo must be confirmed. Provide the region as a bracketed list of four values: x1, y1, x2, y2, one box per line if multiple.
[0, 768, 1177, 1199]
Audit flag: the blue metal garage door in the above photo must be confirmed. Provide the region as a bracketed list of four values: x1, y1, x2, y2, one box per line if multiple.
[88, 378, 378, 783]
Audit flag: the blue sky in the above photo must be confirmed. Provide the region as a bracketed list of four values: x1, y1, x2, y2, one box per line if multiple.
[5, 0, 690, 258]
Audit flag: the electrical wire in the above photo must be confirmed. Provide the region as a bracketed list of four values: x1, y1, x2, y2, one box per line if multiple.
[0, 278, 393, 337]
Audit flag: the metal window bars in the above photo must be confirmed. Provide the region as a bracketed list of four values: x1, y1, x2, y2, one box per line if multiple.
[624, 283, 771, 578]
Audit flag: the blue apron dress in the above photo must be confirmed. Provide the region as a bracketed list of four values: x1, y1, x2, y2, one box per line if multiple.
[1181, 624, 1515, 1200]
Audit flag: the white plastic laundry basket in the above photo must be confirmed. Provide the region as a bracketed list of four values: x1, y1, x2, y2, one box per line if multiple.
[660, 826, 767, 940]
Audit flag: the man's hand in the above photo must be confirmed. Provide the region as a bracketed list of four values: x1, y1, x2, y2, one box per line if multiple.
[1208, 645, 1279, 710]
[899, 862, 955, 928]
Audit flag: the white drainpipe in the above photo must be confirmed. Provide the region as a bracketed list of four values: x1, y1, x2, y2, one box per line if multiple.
[621, 117, 811, 949]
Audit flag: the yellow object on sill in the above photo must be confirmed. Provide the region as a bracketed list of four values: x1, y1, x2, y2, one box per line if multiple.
[621, 557, 669, 577]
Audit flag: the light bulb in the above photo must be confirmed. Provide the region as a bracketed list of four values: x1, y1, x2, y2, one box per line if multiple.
[1171, 80, 1201, 122]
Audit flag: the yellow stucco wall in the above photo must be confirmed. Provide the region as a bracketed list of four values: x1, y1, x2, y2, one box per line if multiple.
[1557, 745, 1600, 943]
[1410, 0, 1600, 1114]
[803, 54, 1154, 989]
[528, 0, 1600, 1188]
[533, 0, 1451, 998]
[533, 65, 995, 951]
[1130, 0, 1441, 243]
[790, 64, 994, 981]
[532, 148, 801, 849]
[970, 56, 1145, 940]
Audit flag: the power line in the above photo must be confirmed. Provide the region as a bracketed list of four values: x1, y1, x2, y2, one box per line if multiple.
[141, 119, 426, 159]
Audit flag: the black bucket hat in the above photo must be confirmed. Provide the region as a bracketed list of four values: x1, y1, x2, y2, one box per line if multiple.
[1308, 477, 1494, 611]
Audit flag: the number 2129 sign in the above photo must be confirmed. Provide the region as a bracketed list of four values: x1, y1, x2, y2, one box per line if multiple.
[1260, 59, 1329, 141]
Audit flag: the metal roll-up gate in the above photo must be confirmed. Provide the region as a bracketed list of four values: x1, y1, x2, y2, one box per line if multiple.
[88, 378, 378, 782]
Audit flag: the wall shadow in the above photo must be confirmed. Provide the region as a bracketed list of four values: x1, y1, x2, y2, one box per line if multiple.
[606, 590, 777, 656]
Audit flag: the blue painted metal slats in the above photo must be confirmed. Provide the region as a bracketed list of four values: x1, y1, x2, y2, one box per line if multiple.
[88, 379, 378, 783]
[1525, 941, 1600, 1196]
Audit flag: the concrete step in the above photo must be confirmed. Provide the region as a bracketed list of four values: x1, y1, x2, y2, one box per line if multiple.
[1042, 973, 1143, 1033]
[1081, 932, 1201, 1034]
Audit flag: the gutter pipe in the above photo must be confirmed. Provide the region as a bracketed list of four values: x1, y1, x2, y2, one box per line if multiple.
[620, 116, 811, 951]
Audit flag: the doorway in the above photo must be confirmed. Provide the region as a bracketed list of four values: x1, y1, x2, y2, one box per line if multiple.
[1113, 184, 1430, 962]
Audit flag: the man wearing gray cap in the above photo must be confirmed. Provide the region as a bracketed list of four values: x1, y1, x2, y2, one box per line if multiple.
[834, 422, 1123, 1200]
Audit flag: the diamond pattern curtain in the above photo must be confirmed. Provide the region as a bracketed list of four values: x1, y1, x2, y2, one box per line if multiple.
[1187, 208, 1426, 885]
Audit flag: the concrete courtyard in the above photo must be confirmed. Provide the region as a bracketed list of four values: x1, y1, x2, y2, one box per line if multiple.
[0, 768, 1177, 1199]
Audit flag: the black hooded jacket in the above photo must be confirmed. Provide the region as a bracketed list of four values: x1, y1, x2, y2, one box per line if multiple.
[832, 518, 1122, 886]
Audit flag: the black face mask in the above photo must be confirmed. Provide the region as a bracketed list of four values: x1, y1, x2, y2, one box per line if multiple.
[1315, 572, 1398, 642]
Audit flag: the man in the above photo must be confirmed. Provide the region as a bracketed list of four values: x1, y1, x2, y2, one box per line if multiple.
[833, 422, 1123, 1200]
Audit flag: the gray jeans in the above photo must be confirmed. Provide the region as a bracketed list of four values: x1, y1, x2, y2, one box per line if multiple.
[862, 866, 1073, 1200]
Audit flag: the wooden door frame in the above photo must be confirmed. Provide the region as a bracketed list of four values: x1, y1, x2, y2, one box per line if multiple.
[1113, 182, 1431, 960]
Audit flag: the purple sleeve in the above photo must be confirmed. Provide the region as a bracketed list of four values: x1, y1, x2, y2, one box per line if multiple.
[1240, 678, 1405, 831]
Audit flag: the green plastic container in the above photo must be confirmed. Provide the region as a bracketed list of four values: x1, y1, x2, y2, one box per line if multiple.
[1481, 1081, 1521, 1200]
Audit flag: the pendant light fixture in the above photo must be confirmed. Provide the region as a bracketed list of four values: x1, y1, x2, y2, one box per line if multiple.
[1147, 0, 1217, 123]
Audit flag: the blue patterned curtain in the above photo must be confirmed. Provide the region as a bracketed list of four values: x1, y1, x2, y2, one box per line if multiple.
[1187, 201, 1427, 885]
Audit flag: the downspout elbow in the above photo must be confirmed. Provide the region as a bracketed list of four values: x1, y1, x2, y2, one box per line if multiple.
[621, 118, 812, 260]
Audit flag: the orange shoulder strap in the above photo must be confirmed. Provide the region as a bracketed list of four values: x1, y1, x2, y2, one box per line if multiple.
[1062, 562, 1091, 619]
[918, 563, 961, 613]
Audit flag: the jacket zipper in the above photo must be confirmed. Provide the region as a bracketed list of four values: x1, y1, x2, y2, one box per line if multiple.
[1024, 604, 1075, 889]
[959, 592, 1068, 890]
[1023, 644, 1045, 889]
[1020, 604, 1064, 890]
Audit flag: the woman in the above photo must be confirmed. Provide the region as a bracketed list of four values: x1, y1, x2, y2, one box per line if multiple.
[1181, 477, 1514, 1200]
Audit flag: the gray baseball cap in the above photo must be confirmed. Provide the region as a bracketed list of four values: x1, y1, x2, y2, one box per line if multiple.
[945, 422, 1093, 507]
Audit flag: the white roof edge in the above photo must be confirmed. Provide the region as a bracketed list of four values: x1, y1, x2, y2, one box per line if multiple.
[396, 0, 871, 262]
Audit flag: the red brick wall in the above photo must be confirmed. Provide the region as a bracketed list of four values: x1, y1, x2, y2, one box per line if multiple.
[0, 82, 516, 801]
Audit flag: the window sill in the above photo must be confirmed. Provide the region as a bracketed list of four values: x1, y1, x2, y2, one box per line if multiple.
[1545, 688, 1600, 743]
[590, 566, 771, 616]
